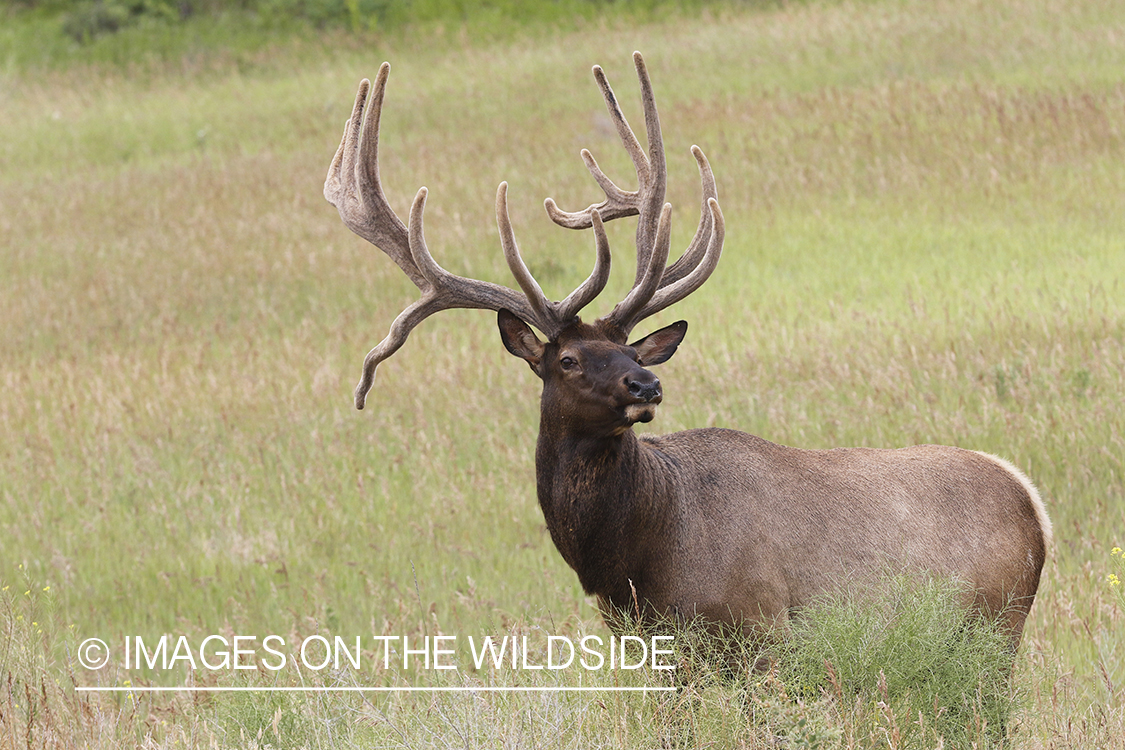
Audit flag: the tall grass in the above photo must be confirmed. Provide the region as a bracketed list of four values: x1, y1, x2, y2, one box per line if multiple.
[776, 575, 1022, 748]
[2, 0, 1124, 745]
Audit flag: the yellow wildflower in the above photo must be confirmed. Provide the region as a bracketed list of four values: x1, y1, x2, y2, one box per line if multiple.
[1108, 573, 1122, 587]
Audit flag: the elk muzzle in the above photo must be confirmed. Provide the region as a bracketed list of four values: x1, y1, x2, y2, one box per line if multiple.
[626, 375, 662, 403]
[623, 372, 662, 424]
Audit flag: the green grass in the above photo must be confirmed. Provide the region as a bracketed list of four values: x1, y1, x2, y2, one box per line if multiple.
[775, 575, 1023, 748]
[0, 0, 718, 74]
[2, 0, 1125, 746]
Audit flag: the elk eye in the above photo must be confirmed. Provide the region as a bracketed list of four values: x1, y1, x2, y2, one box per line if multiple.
[559, 356, 577, 370]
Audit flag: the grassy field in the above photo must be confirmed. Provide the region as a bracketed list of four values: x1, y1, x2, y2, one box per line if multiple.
[2, 0, 1124, 746]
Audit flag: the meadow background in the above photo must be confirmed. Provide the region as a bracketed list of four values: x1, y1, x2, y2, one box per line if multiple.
[1, 0, 1124, 746]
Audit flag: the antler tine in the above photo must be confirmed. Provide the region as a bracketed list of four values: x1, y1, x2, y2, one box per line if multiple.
[544, 51, 667, 286]
[354, 296, 448, 410]
[631, 50, 668, 266]
[556, 209, 612, 322]
[602, 202, 673, 335]
[543, 149, 639, 227]
[496, 182, 556, 335]
[325, 63, 427, 290]
[631, 197, 724, 327]
[659, 145, 718, 287]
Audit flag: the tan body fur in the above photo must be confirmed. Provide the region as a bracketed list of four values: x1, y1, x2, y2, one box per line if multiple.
[535, 422, 1050, 644]
[325, 53, 1051, 649]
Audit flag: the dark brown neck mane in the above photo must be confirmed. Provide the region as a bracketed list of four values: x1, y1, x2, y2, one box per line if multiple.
[535, 419, 676, 613]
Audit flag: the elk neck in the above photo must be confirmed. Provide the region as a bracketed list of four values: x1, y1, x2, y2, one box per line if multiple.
[533, 412, 679, 606]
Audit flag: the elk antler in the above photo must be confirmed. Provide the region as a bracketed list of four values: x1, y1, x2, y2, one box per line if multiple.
[544, 51, 724, 338]
[328, 54, 723, 407]
[325, 63, 611, 409]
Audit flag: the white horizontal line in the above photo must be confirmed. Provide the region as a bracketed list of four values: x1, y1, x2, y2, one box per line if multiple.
[76, 686, 675, 693]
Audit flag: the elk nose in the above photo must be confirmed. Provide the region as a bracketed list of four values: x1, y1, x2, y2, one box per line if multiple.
[626, 376, 662, 403]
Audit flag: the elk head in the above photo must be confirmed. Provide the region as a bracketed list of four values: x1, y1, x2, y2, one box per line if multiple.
[498, 312, 689, 437]
[324, 52, 724, 417]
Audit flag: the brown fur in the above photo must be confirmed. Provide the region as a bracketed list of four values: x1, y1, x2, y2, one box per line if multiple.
[501, 315, 1051, 647]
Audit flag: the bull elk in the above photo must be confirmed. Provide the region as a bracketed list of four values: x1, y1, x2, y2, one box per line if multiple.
[324, 53, 1051, 648]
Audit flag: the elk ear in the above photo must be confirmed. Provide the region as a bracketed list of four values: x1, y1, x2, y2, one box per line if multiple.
[630, 320, 688, 367]
[498, 309, 545, 370]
